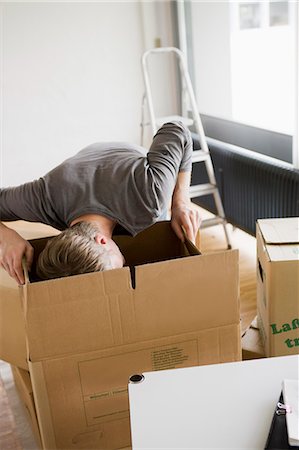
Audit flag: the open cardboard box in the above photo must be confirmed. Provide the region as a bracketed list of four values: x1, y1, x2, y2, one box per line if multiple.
[0, 221, 240, 449]
[17, 221, 241, 449]
[257, 217, 299, 357]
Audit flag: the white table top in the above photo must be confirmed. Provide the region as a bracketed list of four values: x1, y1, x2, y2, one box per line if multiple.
[128, 355, 299, 450]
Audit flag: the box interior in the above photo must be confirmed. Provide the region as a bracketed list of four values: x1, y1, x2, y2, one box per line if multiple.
[27, 221, 200, 283]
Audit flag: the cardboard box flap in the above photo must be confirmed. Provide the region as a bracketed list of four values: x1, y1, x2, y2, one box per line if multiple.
[257, 218, 299, 244]
[24, 267, 134, 361]
[0, 281, 28, 370]
[133, 249, 239, 341]
[114, 221, 199, 265]
[266, 245, 299, 262]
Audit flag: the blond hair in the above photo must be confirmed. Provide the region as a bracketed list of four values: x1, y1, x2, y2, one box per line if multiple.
[36, 222, 114, 280]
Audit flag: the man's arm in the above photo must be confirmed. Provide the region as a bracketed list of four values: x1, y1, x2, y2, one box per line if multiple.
[0, 182, 49, 284]
[146, 121, 200, 244]
[170, 171, 201, 245]
[0, 222, 33, 285]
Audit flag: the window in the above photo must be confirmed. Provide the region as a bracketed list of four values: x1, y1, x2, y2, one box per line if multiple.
[183, 0, 296, 163]
[239, 3, 261, 29]
[269, 1, 289, 26]
[237, 1, 290, 30]
[230, 0, 294, 136]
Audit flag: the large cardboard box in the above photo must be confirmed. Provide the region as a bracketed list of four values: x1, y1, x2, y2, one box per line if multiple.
[21, 222, 240, 449]
[0, 221, 59, 370]
[11, 365, 42, 448]
[257, 217, 299, 357]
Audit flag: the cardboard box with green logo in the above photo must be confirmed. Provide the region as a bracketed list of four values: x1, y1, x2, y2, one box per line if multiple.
[257, 217, 299, 357]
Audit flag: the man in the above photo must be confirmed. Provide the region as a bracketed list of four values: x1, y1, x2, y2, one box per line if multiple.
[0, 121, 200, 284]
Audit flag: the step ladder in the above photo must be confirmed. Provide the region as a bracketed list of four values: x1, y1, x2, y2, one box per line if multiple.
[141, 46, 231, 249]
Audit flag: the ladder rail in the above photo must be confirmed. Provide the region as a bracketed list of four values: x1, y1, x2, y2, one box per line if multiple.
[142, 47, 208, 150]
[142, 47, 188, 135]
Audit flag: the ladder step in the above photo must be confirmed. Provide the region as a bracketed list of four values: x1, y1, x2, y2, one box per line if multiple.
[201, 217, 226, 229]
[189, 183, 217, 198]
[192, 150, 210, 163]
[156, 115, 194, 128]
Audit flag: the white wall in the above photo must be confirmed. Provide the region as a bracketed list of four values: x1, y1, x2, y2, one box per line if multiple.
[139, 1, 180, 146]
[189, 2, 233, 119]
[1, 1, 176, 187]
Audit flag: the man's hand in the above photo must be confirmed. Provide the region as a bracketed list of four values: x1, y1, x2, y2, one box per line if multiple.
[170, 170, 201, 245]
[171, 205, 201, 245]
[0, 224, 34, 285]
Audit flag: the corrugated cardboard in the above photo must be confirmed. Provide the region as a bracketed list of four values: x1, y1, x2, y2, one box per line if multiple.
[256, 217, 299, 357]
[241, 317, 265, 360]
[0, 276, 27, 370]
[0, 221, 59, 370]
[20, 221, 240, 450]
[11, 365, 42, 448]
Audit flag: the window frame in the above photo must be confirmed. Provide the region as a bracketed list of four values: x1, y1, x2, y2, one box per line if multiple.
[177, 0, 298, 168]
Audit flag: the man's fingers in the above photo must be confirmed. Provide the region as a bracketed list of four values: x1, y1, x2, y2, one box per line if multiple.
[171, 207, 202, 245]
[181, 214, 196, 243]
[25, 245, 34, 271]
[9, 256, 25, 285]
[171, 220, 185, 242]
[0, 261, 10, 276]
[190, 209, 200, 237]
[2, 259, 23, 285]
[13, 260, 25, 285]
[0, 227, 32, 284]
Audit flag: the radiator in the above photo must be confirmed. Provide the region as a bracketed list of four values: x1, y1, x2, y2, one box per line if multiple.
[191, 135, 299, 236]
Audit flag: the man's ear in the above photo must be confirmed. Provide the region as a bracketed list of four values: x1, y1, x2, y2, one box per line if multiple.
[95, 234, 107, 245]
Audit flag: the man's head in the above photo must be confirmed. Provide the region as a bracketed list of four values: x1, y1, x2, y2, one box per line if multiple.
[36, 221, 124, 280]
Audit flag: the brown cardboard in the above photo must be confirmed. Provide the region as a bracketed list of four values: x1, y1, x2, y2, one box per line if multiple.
[0, 276, 27, 370]
[0, 222, 59, 370]
[11, 365, 42, 448]
[29, 325, 240, 450]
[256, 218, 299, 357]
[20, 221, 240, 449]
[241, 317, 265, 360]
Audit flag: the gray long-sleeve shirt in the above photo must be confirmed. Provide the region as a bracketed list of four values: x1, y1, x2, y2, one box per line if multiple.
[0, 122, 192, 236]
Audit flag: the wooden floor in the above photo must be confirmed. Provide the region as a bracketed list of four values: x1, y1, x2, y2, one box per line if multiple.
[0, 213, 257, 450]
[0, 362, 27, 450]
[198, 207, 257, 333]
